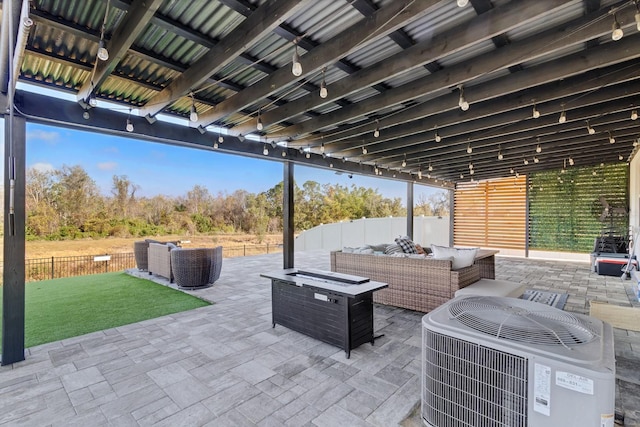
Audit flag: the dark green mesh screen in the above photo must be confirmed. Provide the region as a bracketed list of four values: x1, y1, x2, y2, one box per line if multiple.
[528, 164, 628, 252]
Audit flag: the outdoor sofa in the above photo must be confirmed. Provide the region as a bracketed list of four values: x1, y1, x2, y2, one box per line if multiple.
[330, 249, 481, 313]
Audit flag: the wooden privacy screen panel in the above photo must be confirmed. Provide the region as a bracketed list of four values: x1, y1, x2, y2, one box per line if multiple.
[454, 176, 527, 249]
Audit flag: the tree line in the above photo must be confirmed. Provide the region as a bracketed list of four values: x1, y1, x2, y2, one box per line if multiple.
[22, 165, 449, 242]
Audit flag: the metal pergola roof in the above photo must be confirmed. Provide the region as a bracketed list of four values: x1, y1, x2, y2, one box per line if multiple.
[2, 0, 640, 188]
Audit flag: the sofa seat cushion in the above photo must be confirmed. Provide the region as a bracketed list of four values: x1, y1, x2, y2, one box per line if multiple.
[431, 245, 478, 270]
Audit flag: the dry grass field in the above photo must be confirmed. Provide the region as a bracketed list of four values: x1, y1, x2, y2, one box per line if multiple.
[1, 234, 283, 261]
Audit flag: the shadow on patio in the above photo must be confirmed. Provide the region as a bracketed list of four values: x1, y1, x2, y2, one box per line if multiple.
[1, 251, 639, 426]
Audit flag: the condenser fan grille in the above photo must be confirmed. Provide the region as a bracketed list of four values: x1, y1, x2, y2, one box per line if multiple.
[448, 297, 598, 348]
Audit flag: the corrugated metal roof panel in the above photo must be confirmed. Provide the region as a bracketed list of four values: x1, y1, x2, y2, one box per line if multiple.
[506, 0, 583, 41]
[159, 0, 244, 40]
[35, 0, 124, 34]
[438, 39, 495, 68]
[344, 87, 379, 104]
[404, 1, 477, 42]
[384, 67, 431, 88]
[21, 52, 85, 90]
[344, 37, 403, 69]
[245, 33, 292, 69]
[287, 1, 365, 44]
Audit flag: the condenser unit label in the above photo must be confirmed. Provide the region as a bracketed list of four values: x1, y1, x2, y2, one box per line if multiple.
[534, 363, 551, 416]
[555, 371, 594, 395]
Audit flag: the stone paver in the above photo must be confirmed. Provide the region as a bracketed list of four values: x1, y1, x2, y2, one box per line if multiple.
[0, 251, 638, 426]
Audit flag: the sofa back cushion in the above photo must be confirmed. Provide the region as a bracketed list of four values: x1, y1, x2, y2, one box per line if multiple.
[394, 236, 419, 254]
[431, 245, 478, 270]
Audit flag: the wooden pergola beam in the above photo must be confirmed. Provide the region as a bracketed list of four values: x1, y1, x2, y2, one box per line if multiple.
[194, 0, 442, 128]
[139, 0, 311, 119]
[242, 0, 578, 138]
[76, 0, 164, 104]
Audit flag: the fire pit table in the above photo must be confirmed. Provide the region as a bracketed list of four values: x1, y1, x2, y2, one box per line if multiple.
[261, 268, 387, 358]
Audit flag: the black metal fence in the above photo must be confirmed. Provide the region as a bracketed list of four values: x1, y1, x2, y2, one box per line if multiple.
[0, 244, 282, 283]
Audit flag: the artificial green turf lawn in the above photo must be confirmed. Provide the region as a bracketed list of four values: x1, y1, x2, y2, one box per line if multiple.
[0, 272, 210, 348]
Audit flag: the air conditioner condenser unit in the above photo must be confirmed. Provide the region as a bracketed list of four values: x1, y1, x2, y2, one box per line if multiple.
[421, 296, 615, 427]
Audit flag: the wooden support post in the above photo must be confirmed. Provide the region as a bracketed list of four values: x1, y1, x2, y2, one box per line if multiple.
[2, 113, 26, 365]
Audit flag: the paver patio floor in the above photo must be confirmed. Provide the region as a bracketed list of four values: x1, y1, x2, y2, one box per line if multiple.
[1, 251, 638, 426]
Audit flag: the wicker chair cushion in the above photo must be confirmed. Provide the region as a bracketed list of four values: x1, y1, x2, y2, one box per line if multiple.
[431, 245, 478, 270]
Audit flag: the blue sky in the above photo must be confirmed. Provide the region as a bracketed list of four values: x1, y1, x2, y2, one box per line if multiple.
[4, 84, 443, 205]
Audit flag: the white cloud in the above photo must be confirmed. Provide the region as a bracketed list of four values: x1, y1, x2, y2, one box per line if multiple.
[27, 129, 61, 144]
[30, 162, 55, 173]
[97, 162, 118, 171]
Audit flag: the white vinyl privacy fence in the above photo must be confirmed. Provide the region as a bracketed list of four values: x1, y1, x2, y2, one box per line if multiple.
[295, 216, 450, 251]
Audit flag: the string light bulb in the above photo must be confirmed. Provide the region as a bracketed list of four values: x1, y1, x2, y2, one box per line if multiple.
[558, 109, 566, 123]
[189, 93, 198, 122]
[497, 150, 503, 160]
[468, 162, 473, 170]
[263, 144, 269, 155]
[458, 85, 469, 111]
[373, 120, 380, 138]
[417, 168, 422, 180]
[632, 109, 638, 120]
[362, 146, 367, 155]
[533, 156, 539, 163]
[97, 39, 109, 61]
[434, 130, 441, 142]
[213, 141, 218, 149]
[320, 143, 325, 154]
[257, 110, 263, 131]
[319, 68, 328, 98]
[457, 0, 468, 7]
[97, 2, 110, 61]
[428, 163, 433, 172]
[82, 110, 90, 120]
[466, 144, 472, 154]
[402, 156, 407, 168]
[305, 152, 310, 159]
[218, 134, 224, 143]
[291, 44, 302, 77]
[126, 118, 133, 133]
[619, 154, 624, 160]
[612, 14, 623, 41]
[569, 156, 574, 166]
[532, 104, 540, 119]
[523, 158, 529, 165]
[89, 95, 98, 107]
[608, 131, 615, 144]
[586, 120, 595, 135]
[536, 142, 542, 153]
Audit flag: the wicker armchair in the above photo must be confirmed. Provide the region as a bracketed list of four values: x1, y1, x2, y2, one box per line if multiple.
[170, 246, 223, 289]
[134, 239, 180, 271]
[148, 242, 174, 282]
[134, 240, 150, 271]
